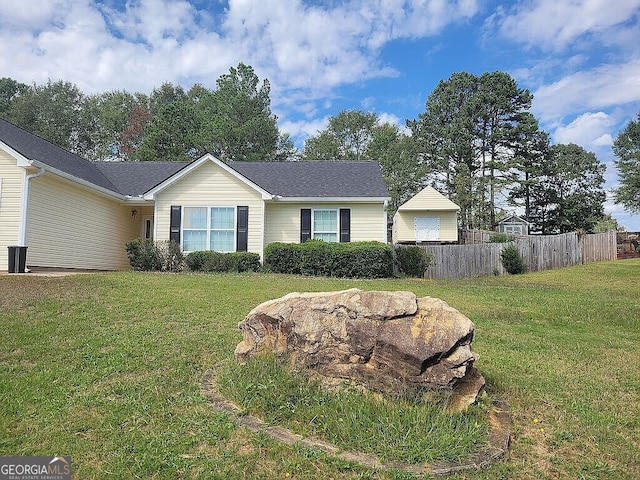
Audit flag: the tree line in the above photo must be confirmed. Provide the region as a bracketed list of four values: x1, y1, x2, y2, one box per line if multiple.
[0, 63, 293, 163]
[2, 65, 635, 234]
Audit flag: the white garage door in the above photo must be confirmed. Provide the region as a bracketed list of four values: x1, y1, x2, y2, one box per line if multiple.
[415, 216, 440, 241]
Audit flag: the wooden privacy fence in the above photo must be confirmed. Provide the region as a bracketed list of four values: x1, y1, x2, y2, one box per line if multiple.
[581, 232, 618, 263]
[407, 231, 617, 280]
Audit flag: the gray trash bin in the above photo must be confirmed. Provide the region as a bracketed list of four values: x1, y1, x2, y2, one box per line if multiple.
[8, 246, 28, 273]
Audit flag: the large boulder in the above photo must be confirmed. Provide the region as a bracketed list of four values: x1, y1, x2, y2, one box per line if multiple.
[235, 289, 483, 403]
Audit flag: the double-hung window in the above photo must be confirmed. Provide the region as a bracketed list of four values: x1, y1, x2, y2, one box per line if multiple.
[313, 209, 338, 242]
[182, 206, 236, 252]
[300, 208, 350, 243]
[210, 207, 235, 251]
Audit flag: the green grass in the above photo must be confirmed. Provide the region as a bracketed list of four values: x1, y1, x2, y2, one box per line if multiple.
[0, 261, 639, 479]
[217, 354, 488, 465]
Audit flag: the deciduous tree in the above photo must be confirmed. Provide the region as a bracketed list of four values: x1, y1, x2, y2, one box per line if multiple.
[0, 77, 28, 117]
[302, 110, 378, 161]
[613, 113, 640, 214]
[6, 79, 87, 154]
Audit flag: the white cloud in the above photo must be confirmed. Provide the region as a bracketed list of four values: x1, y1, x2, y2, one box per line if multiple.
[279, 115, 330, 146]
[377, 112, 408, 133]
[0, 0, 480, 101]
[0, 0, 70, 30]
[492, 0, 640, 50]
[532, 59, 640, 123]
[553, 112, 614, 149]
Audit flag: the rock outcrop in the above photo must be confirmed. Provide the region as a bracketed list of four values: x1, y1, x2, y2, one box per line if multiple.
[235, 289, 484, 408]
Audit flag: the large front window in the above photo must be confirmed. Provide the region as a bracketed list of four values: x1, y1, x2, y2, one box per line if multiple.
[313, 209, 338, 242]
[183, 206, 235, 252]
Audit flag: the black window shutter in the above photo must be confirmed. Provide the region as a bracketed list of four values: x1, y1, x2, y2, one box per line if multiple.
[300, 209, 311, 243]
[170, 206, 181, 244]
[236, 206, 248, 252]
[340, 208, 351, 242]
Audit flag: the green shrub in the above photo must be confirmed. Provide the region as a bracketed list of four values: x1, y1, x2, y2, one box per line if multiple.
[263, 242, 302, 274]
[125, 238, 162, 271]
[394, 245, 434, 277]
[299, 239, 334, 276]
[185, 251, 209, 272]
[125, 239, 184, 272]
[205, 251, 234, 272]
[489, 232, 516, 243]
[501, 244, 526, 274]
[263, 240, 393, 278]
[157, 240, 185, 272]
[186, 251, 261, 273]
[333, 242, 394, 278]
[227, 252, 261, 272]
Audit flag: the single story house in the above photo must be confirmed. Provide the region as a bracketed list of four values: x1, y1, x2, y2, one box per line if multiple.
[496, 215, 530, 236]
[0, 119, 390, 272]
[392, 186, 459, 244]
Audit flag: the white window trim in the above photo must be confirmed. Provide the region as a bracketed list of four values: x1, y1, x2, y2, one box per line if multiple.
[312, 208, 339, 242]
[142, 215, 154, 240]
[182, 206, 237, 253]
[503, 224, 524, 235]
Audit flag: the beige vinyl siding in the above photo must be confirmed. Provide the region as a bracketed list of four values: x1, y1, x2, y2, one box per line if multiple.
[393, 210, 458, 243]
[0, 151, 24, 271]
[265, 202, 387, 245]
[399, 186, 459, 211]
[27, 173, 136, 270]
[154, 161, 264, 254]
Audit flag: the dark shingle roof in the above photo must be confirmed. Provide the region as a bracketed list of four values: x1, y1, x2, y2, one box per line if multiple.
[228, 161, 389, 198]
[0, 118, 119, 193]
[1, 118, 389, 199]
[95, 161, 189, 196]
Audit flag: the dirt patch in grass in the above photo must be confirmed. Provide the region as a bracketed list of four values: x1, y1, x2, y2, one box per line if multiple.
[0, 275, 84, 309]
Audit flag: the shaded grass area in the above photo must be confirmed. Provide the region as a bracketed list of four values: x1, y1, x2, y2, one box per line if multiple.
[0, 260, 638, 479]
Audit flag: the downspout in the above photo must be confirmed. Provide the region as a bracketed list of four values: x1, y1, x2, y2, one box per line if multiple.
[384, 199, 389, 243]
[18, 166, 45, 246]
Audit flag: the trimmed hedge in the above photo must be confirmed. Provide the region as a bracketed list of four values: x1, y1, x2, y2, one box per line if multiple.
[263, 240, 393, 278]
[185, 251, 261, 273]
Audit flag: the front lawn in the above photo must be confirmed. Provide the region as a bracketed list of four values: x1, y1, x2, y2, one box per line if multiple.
[1, 261, 638, 479]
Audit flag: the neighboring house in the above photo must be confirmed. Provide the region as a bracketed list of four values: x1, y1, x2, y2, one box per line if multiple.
[496, 215, 530, 236]
[0, 119, 389, 272]
[392, 186, 460, 244]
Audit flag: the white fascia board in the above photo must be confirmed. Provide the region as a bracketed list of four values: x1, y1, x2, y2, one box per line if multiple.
[398, 206, 460, 212]
[28, 159, 127, 201]
[273, 196, 391, 203]
[0, 141, 32, 166]
[124, 196, 154, 206]
[142, 153, 273, 200]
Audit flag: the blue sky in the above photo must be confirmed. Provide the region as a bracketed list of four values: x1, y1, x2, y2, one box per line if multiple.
[1, 0, 639, 229]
